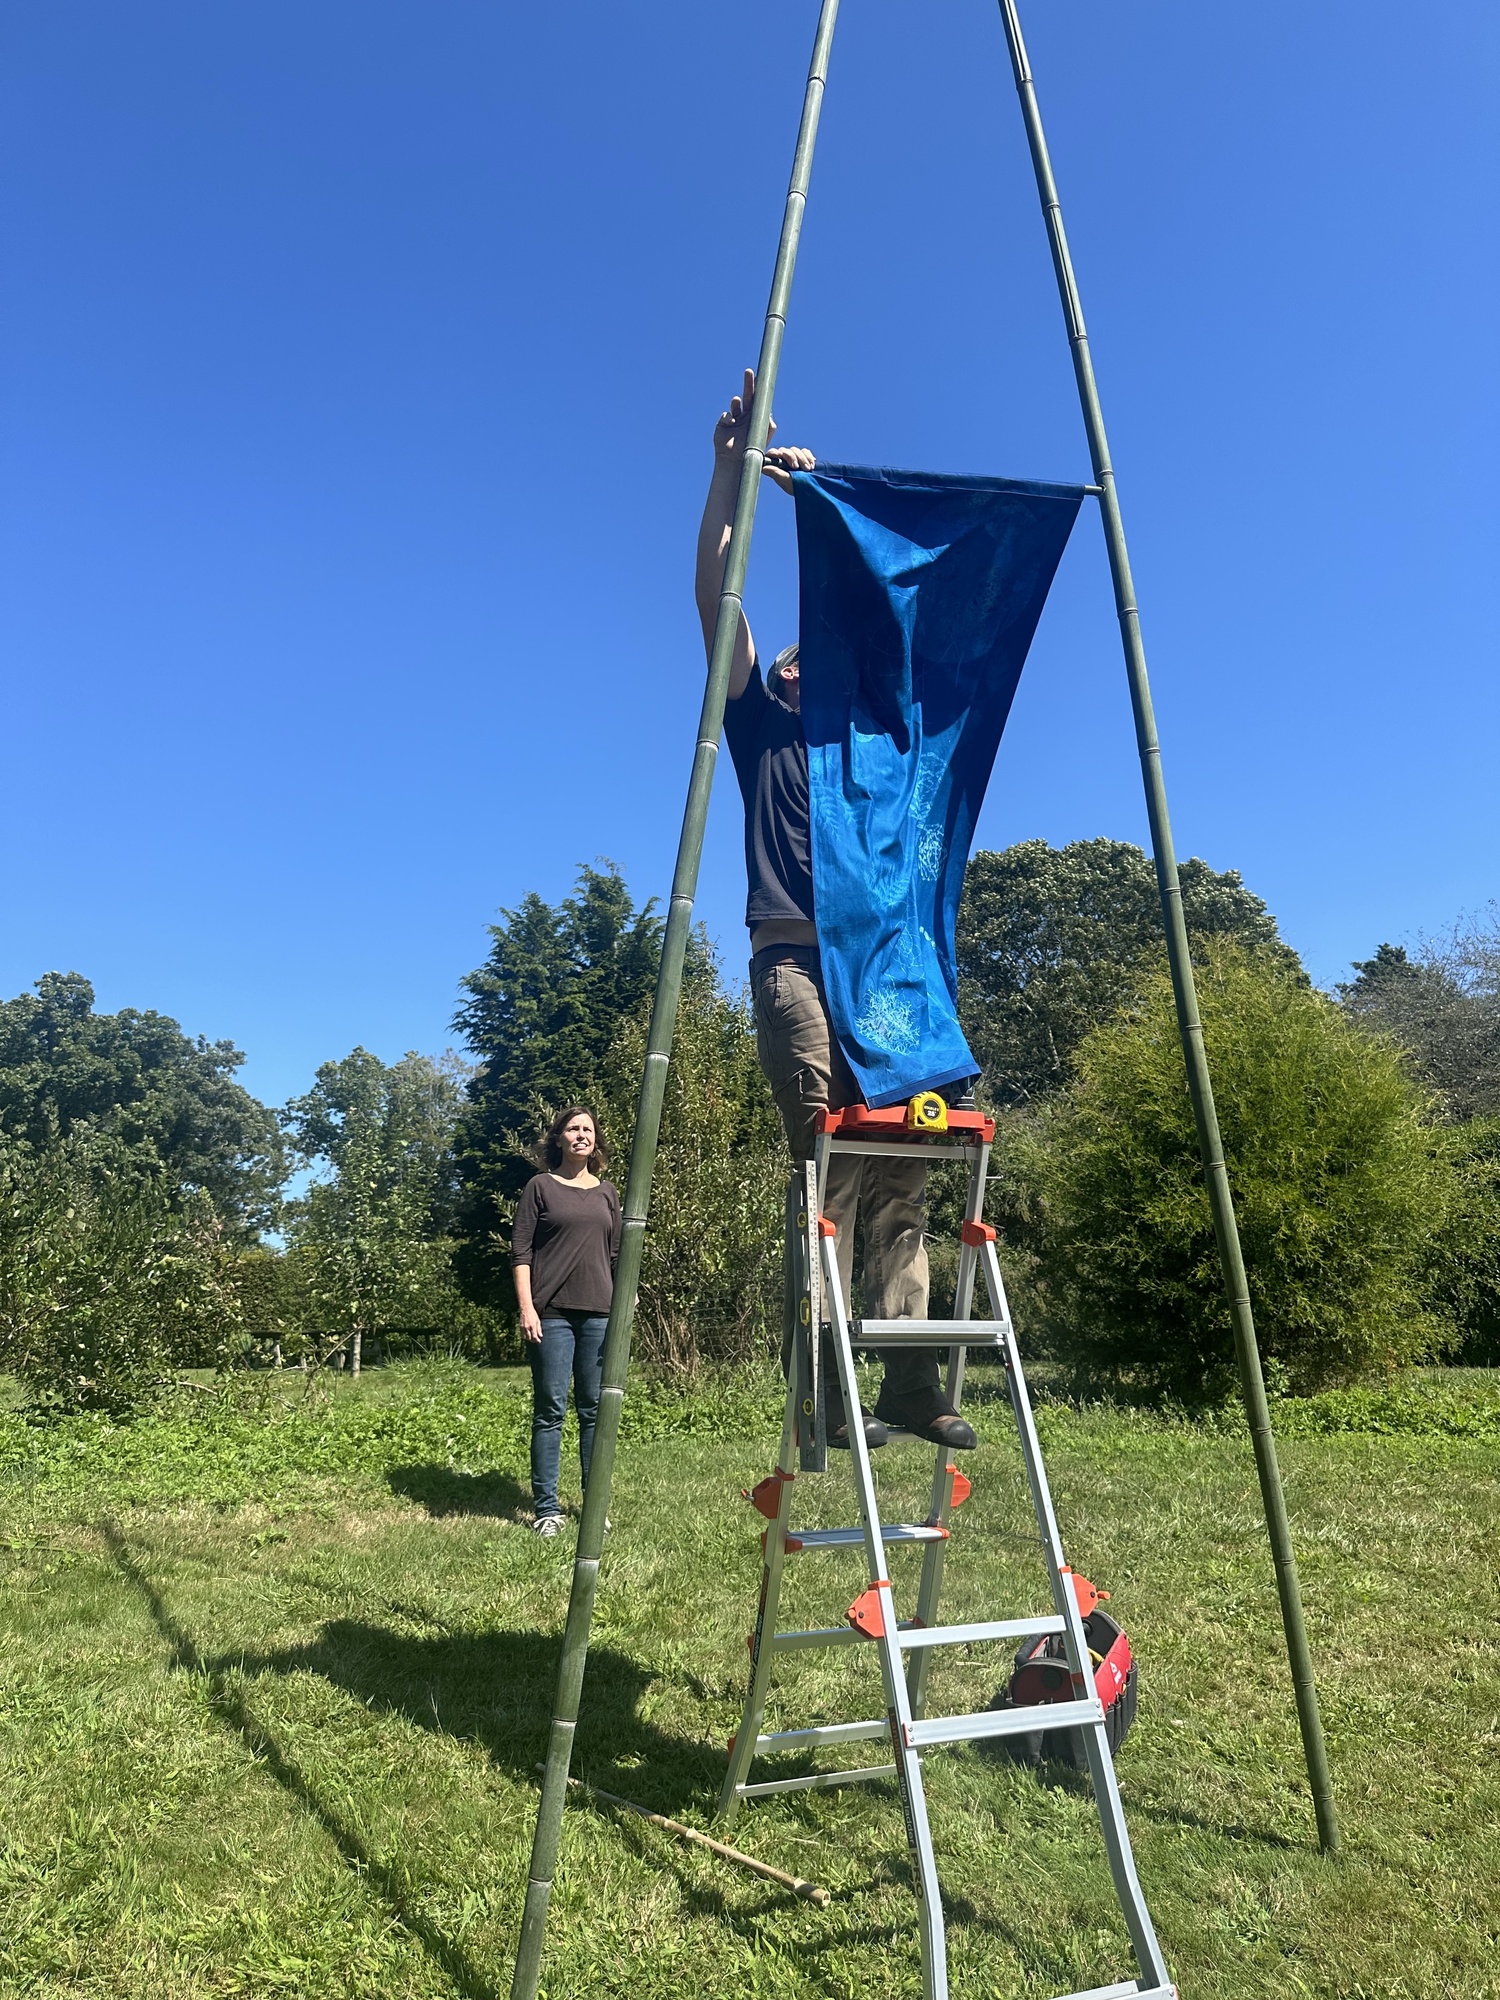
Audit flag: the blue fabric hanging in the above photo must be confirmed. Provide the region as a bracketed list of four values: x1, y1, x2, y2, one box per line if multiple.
[792, 463, 1084, 1109]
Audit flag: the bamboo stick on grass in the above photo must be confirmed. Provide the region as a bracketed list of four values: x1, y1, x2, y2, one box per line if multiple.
[542, 1769, 830, 1907]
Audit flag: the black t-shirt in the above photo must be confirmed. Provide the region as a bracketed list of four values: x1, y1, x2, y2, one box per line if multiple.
[723, 664, 814, 928]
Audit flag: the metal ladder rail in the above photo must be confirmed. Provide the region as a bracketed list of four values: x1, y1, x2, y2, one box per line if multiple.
[807, 1218, 1174, 2000]
[803, 1203, 1174, 2000]
[810, 1112, 993, 1725]
[722, 1118, 1175, 1996]
[908, 1131, 991, 1718]
[719, 1158, 830, 1821]
[719, 1349, 803, 1821]
[974, 1229, 1173, 1994]
[790, 1159, 826, 1475]
[819, 1216, 949, 2000]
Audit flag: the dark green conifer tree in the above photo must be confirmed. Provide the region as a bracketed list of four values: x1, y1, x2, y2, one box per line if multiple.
[450, 865, 663, 1305]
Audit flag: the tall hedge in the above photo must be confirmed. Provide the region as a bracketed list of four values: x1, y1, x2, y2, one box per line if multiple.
[1008, 943, 1451, 1399]
[595, 964, 784, 1369]
[1422, 1116, 1500, 1365]
[0, 1137, 242, 1414]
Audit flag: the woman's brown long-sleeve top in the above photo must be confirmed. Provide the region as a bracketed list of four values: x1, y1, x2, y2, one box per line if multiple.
[511, 1174, 621, 1315]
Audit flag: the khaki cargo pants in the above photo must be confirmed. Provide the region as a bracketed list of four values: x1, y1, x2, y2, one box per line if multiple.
[750, 944, 938, 1401]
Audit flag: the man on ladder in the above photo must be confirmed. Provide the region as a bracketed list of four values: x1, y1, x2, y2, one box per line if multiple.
[699, 378, 1176, 2000]
[695, 368, 976, 1457]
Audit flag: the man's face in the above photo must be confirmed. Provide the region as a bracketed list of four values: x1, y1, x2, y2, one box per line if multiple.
[775, 658, 801, 712]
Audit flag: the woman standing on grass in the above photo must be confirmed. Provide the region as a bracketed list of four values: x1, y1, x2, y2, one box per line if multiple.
[512, 1105, 621, 1537]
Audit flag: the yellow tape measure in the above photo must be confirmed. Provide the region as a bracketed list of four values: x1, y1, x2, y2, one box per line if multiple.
[906, 1091, 948, 1132]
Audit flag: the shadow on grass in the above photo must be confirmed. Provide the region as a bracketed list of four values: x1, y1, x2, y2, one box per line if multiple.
[971, 1736, 1304, 1853]
[99, 1525, 1166, 1998]
[1127, 1793, 1304, 1853]
[100, 1527, 810, 1950]
[204, 1616, 722, 1815]
[974, 1740, 1092, 1792]
[385, 1465, 532, 1519]
[101, 1522, 503, 2000]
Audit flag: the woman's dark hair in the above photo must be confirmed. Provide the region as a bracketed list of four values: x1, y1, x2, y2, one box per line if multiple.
[537, 1104, 609, 1173]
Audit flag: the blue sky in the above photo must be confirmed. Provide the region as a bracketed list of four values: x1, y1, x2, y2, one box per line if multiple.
[3, 1, 1496, 1110]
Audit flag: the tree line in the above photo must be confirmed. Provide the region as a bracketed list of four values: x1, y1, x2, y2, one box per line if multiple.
[2, 846, 1496, 1414]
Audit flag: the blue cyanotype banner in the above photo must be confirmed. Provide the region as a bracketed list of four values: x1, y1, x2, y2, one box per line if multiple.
[793, 463, 1083, 1107]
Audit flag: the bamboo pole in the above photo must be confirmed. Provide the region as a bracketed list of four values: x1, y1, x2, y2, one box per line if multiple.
[993, 0, 1340, 1856]
[506, 9, 844, 1995]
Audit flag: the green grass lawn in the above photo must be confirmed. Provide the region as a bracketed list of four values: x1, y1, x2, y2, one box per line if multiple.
[2, 1360, 1498, 1999]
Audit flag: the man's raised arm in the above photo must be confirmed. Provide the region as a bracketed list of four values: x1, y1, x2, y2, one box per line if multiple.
[694, 368, 813, 699]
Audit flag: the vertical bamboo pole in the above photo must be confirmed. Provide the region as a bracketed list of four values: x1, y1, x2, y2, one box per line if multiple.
[506, 9, 843, 1996]
[993, 0, 1340, 1855]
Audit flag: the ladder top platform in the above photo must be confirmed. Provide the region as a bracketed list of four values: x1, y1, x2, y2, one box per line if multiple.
[816, 1104, 996, 1143]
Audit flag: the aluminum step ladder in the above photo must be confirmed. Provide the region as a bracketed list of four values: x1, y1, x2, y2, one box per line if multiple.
[719, 1104, 1175, 2000]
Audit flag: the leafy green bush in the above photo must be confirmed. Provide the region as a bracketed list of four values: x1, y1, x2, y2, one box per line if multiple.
[235, 1238, 516, 1371]
[1270, 1371, 1500, 1439]
[598, 965, 784, 1369]
[0, 1137, 242, 1415]
[234, 1244, 314, 1363]
[1420, 1116, 1500, 1364]
[279, 1048, 474, 1374]
[956, 838, 1300, 1108]
[1006, 942, 1452, 1399]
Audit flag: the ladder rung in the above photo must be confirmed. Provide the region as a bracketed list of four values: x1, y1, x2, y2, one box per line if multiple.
[772, 1622, 921, 1650]
[738, 1763, 896, 1798]
[1051, 1985, 1177, 2000]
[852, 1317, 1010, 1348]
[904, 1696, 1104, 1748]
[784, 1524, 948, 1551]
[898, 1615, 1065, 1650]
[755, 1718, 887, 1753]
[773, 1624, 864, 1650]
[772, 1614, 1055, 1653]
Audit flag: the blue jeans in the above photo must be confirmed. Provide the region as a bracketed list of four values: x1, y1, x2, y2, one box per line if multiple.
[529, 1311, 606, 1517]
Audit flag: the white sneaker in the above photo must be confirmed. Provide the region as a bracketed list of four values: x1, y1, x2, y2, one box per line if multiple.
[532, 1514, 565, 1538]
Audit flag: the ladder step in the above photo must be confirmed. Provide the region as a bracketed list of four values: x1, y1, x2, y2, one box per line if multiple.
[783, 1524, 948, 1551]
[773, 1622, 918, 1650]
[904, 1696, 1104, 1748]
[1050, 1984, 1177, 2000]
[755, 1719, 887, 1753]
[738, 1763, 896, 1798]
[852, 1317, 1010, 1348]
[770, 1613, 1061, 1653]
[899, 1615, 1065, 1650]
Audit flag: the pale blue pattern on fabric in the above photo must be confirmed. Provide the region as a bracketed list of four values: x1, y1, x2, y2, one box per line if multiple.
[792, 464, 1084, 1108]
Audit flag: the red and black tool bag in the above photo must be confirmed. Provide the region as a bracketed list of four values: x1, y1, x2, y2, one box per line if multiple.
[989, 1606, 1138, 1770]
